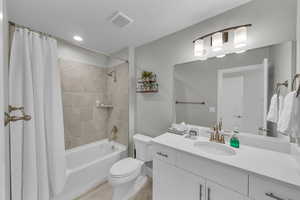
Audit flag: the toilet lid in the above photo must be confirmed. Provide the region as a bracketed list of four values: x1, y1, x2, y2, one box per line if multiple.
[110, 158, 143, 178]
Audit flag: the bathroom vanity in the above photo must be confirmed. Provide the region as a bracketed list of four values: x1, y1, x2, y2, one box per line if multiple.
[152, 133, 300, 200]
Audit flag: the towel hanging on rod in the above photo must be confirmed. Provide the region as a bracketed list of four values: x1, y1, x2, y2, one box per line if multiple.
[297, 83, 300, 97]
[292, 74, 300, 97]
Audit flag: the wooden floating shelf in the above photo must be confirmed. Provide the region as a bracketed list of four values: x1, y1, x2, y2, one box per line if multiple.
[98, 104, 114, 108]
[136, 90, 159, 93]
[137, 80, 157, 83]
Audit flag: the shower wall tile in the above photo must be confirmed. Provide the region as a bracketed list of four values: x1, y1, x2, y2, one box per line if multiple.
[80, 107, 93, 122]
[106, 63, 129, 146]
[60, 58, 129, 150]
[60, 59, 109, 149]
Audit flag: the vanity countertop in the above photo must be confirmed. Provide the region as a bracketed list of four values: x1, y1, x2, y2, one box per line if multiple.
[152, 133, 300, 189]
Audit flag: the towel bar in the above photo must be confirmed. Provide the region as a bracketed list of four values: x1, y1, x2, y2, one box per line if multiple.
[176, 101, 206, 105]
[275, 80, 288, 94]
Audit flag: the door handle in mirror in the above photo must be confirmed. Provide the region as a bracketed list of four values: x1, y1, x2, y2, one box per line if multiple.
[199, 184, 202, 200]
[207, 187, 211, 200]
[156, 152, 168, 158]
[265, 192, 287, 200]
[234, 115, 243, 119]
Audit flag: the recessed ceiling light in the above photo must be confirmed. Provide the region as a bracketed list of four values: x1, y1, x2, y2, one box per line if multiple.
[73, 35, 83, 42]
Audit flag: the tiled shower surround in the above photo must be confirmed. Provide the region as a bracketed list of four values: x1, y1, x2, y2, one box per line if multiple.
[59, 59, 129, 149]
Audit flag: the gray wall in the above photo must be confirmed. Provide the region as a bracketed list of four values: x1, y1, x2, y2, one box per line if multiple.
[269, 41, 296, 94]
[174, 46, 269, 129]
[57, 40, 108, 67]
[297, 0, 300, 74]
[135, 0, 297, 137]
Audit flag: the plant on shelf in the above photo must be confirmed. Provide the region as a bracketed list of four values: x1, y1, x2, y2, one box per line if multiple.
[141, 71, 153, 82]
[137, 71, 159, 93]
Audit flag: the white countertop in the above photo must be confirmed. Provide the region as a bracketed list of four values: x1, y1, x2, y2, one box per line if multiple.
[152, 132, 300, 189]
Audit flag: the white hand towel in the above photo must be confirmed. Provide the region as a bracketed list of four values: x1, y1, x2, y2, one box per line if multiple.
[291, 95, 300, 138]
[171, 122, 187, 132]
[277, 91, 296, 134]
[267, 94, 283, 123]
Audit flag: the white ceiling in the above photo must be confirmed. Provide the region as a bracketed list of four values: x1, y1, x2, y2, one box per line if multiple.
[8, 0, 251, 54]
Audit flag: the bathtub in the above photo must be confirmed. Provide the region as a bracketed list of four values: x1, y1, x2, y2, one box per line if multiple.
[53, 139, 127, 200]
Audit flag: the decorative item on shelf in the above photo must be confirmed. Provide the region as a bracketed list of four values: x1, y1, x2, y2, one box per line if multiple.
[95, 100, 113, 109]
[136, 71, 159, 93]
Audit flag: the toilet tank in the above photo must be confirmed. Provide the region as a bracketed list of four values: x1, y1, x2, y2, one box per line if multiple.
[133, 134, 153, 162]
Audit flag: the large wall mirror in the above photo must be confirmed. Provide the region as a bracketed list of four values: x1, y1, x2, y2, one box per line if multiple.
[174, 41, 296, 137]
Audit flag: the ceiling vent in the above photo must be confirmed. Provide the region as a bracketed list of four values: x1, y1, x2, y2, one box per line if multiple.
[110, 12, 133, 28]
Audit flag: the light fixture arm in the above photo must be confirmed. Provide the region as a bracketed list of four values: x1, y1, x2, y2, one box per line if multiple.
[193, 24, 252, 43]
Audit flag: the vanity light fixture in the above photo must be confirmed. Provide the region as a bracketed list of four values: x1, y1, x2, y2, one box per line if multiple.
[234, 26, 248, 48]
[212, 32, 223, 52]
[194, 39, 207, 60]
[194, 39, 204, 56]
[235, 50, 247, 54]
[216, 54, 226, 58]
[193, 24, 251, 59]
[73, 35, 83, 42]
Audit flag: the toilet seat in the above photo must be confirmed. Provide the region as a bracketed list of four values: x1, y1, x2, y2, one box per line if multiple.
[110, 158, 144, 178]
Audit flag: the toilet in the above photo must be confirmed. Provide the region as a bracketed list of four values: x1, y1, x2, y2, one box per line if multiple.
[109, 134, 153, 200]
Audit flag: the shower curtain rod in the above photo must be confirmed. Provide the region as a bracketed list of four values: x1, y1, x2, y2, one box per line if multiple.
[9, 21, 129, 63]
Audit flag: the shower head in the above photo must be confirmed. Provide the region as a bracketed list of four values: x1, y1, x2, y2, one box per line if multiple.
[107, 70, 117, 82]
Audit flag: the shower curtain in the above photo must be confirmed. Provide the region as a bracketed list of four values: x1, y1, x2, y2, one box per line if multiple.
[9, 28, 66, 200]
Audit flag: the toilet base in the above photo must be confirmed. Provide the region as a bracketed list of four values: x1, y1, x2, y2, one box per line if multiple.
[112, 175, 148, 200]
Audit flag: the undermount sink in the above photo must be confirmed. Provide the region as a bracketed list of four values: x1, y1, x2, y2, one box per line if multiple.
[194, 141, 236, 156]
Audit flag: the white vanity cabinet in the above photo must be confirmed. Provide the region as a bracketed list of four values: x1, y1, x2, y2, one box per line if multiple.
[153, 142, 300, 200]
[153, 144, 249, 200]
[249, 175, 300, 200]
[154, 159, 205, 200]
[206, 180, 248, 200]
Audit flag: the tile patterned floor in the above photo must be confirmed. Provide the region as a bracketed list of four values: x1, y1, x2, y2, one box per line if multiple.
[77, 178, 152, 200]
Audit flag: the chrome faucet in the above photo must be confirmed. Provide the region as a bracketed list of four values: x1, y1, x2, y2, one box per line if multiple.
[218, 118, 223, 132]
[185, 128, 198, 140]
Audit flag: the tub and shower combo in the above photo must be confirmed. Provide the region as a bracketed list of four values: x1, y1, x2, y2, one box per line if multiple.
[53, 139, 127, 200]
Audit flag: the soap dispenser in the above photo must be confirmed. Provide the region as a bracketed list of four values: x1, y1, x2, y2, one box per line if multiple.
[230, 127, 240, 148]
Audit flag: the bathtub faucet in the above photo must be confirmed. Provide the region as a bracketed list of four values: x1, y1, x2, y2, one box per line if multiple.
[109, 125, 118, 142]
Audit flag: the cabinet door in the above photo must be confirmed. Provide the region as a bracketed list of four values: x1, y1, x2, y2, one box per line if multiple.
[249, 175, 300, 200]
[206, 180, 247, 200]
[153, 158, 205, 200]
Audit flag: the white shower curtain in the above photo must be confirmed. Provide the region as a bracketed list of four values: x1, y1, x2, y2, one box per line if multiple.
[9, 28, 66, 200]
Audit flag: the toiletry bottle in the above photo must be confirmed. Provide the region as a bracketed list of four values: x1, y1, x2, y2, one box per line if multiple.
[230, 128, 240, 148]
